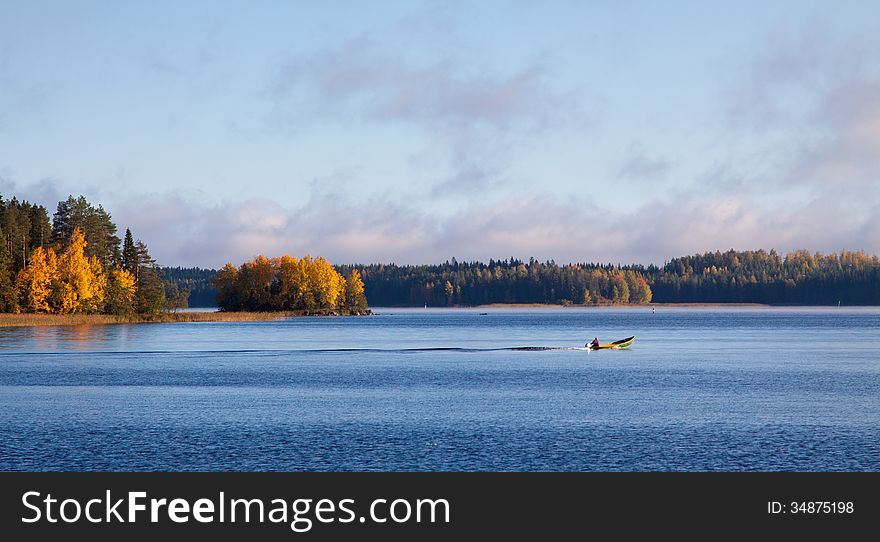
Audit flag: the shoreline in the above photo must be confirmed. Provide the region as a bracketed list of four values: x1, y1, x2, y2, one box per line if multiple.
[0, 309, 372, 328]
[374, 302, 872, 310]
[473, 302, 771, 309]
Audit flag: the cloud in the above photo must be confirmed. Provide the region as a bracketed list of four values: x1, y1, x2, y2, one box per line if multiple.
[787, 79, 880, 189]
[0, 173, 65, 208]
[114, 192, 434, 267]
[615, 146, 670, 182]
[263, 37, 587, 196]
[724, 24, 880, 194]
[268, 39, 570, 131]
[5, 174, 875, 268]
[112, 189, 880, 269]
[726, 24, 875, 130]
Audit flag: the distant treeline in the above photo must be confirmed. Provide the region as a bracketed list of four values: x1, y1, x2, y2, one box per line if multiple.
[336, 260, 652, 306]
[1, 194, 186, 315]
[166, 249, 880, 307]
[162, 266, 217, 307]
[651, 249, 880, 304]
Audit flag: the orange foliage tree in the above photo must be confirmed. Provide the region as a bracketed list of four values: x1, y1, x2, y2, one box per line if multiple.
[213, 254, 367, 312]
[55, 228, 106, 313]
[16, 246, 58, 313]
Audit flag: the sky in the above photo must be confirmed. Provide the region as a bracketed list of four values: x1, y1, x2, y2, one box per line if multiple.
[1, 0, 879, 267]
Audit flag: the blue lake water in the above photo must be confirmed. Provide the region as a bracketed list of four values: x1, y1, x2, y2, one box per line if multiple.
[1, 307, 879, 471]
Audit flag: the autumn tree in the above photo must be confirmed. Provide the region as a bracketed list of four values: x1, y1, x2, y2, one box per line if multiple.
[16, 246, 58, 313]
[309, 257, 345, 309]
[213, 263, 240, 312]
[626, 272, 652, 304]
[611, 275, 630, 304]
[275, 255, 315, 310]
[344, 269, 367, 310]
[236, 255, 275, 311]
[55, 228, 106, 314]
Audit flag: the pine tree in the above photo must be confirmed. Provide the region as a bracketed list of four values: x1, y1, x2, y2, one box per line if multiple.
[130, 238, 164, 315]
[52, 195, 121, 268]
[0, 225, 16, 312]
[122, 228, 138, 276]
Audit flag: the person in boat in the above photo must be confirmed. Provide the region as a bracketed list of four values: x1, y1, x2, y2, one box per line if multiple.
[589, 337, 600, 349]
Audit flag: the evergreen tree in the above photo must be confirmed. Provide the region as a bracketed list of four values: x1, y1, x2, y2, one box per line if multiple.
[28, 203, 51, 249]
[104, 268, 137, 316]
[0, 225, 16, 312]
[128, 239, 165, 315]
[122, 228, 137, 274]
[51, 195, 121, 268]
[136, 267, 166, 316]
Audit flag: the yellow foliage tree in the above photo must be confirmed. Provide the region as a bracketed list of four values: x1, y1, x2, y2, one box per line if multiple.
[17, 246, 58, 313]
[238, 255, 275, 310]
[275, 255, 303, 310]
[56, 228, 106, 313]
[296, 256, 317, 308]
[213, 254, 361, 312]
[84, 256, 107, 313]
[309, 257, 345, 308]
[344, 269, 367, 309]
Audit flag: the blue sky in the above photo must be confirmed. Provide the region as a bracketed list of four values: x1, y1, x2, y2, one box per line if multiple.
[2, 0, 879, 267]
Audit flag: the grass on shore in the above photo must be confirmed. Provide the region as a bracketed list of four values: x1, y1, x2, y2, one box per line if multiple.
[0, 309, 371, 327]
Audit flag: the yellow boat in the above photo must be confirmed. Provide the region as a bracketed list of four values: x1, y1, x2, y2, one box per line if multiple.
[587, 336, 636, 350]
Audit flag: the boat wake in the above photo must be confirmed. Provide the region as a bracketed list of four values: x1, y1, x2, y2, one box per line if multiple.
[306, 346, 591, 353]
[0, 346, 592, 356]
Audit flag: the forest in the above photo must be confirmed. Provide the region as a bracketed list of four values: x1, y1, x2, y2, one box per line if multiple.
[335, 260, 653, 306]
[650, 249, 880, 305]
[1, 195, 186, 315]
[168, 250, 880, 307]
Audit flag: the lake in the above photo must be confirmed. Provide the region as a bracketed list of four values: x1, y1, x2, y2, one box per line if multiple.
[1, 307, 878, 471]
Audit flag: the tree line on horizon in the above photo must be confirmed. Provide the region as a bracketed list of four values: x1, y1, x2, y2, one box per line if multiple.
[650, 249, 880, 305]
[335, 259, 653, 306]
[165, 250, 880, 307]
[5, 193, 875, 310]
[0, 194, 185, 315]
